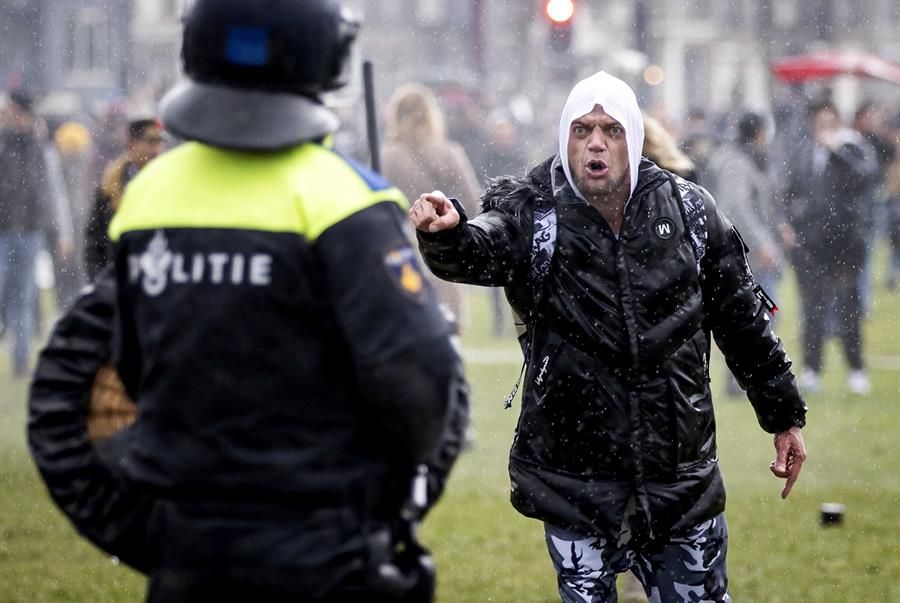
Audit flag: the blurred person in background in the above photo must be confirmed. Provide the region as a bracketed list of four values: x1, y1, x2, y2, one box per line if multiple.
[52, 121, 94, 307]
[0, 90, 61, 378]
[679, 106, 714, 185]
[41, 124, 77, 313]
[886, 111, 900, 291]
[854, 100, 896, 182]
[84, 117, 165, 281]
[707, 112, 785, 309]
[381, 83, 481, 329]
[642, 112, 698, 183]
[89, 100, 129, 187]
[443, 90, 490, 183]
[481, 108, 528, 182]
[781, 99, 879, 395]
[481, 108, 528, 336]
[707, 111, 787, 396]
[853, 101, 896, 301]
[410, 71, 807, 602]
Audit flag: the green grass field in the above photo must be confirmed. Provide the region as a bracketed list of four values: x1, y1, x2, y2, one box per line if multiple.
[1, 259, 899, 602]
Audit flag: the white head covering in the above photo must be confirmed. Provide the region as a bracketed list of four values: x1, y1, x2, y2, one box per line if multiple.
[558, 71, 644, 201]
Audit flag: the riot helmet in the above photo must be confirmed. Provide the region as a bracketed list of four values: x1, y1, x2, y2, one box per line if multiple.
[161, 0, 359, 151]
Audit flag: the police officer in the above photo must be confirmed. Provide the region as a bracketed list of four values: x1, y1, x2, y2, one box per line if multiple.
[28, 1, 468, 601]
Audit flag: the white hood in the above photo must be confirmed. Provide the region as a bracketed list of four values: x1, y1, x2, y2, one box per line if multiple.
[558, 71, 644, 201]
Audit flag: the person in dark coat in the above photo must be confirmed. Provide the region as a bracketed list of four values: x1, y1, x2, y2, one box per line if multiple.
[0, 90, 53, 377]
[410, 71, 807, 603]
[781, 99, 879, 395]
[83, 118, 165, 281]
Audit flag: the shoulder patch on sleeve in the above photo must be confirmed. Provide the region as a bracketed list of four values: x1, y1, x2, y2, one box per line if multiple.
[384, 243, 427, 303]
[333, 150, 392, 192]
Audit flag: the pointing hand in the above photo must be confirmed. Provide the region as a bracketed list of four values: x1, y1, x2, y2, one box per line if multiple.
[409, 190, 460, 233]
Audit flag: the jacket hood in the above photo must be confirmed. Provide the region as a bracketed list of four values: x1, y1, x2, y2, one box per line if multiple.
[558, 71, 644, 201]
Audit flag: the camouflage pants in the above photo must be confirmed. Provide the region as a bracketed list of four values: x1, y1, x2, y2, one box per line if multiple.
[544, 512, 731, 603]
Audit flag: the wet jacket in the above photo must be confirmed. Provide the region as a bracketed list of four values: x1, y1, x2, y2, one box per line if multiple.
[782, 134, 878, 266]
[0, 128, 50, 232]
[84, 154, 140, 280]
[706, 143, 785, 271]
[30, 140, 468, 584]
[418, 156, 806, 540]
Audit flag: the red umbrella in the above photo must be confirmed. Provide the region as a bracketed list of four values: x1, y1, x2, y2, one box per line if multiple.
[771, 49, 900, 85]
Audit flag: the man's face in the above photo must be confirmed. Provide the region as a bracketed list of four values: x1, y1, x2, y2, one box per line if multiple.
[129, 132, 165, 168]
[811, 107, 840, 145]
[3, 103, 33, 133]
[567, 105, 630, 201]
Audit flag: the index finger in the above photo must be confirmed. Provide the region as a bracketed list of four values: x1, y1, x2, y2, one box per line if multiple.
[421, 190, 448, 204]
[781, 455, 805, 499]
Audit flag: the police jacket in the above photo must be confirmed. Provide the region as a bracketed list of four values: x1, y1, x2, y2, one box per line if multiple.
[418, 157, 806, 540]
[31, 140, 466, 575]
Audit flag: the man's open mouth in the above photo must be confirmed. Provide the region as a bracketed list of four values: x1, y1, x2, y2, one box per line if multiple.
[586, 159, 608, 176]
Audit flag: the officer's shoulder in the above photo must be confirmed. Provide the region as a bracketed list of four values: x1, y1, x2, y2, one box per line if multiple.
[125, 142, 199, 185]
[300, 144, 395, 193]
[291, 144, 408, 241]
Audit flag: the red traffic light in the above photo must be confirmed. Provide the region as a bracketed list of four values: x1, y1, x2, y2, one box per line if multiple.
[545, 0, 575, 24]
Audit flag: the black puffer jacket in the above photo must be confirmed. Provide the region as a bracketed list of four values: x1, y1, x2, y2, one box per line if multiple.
[419, 157, 807, 540]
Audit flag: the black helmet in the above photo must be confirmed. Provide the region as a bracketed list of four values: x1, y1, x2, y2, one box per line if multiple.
[161, 0, 359, 151]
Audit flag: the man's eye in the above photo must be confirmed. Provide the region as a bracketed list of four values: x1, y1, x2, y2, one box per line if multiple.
[609, 126, 623, 136]
[573, 125, 586, 136]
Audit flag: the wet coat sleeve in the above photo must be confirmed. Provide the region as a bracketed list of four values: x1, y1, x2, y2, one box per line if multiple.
[712, 154, 779, 256]
[84, 188, 115, 282]
[831, 139, 879, 185]
[27, 267, 155, 573]
[315, 201, 469, 478]
[698, 188, 808, 433]
[416, 198, 532, 287]
[829, 140, 880, 238]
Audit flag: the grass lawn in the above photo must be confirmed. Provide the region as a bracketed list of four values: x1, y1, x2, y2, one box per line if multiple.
[1, 256, 898, 602]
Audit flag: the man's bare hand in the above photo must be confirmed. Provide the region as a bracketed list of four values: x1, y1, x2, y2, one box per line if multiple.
[770, 426, 806, 499]
[409, 190, 460, 233]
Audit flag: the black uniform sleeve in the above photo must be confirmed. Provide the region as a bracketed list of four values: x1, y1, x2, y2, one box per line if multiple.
[315, 201, 469, 472]
[416, 197, 532, 287]
[27, 267, 155, 573]
[698, 187, 808, 433]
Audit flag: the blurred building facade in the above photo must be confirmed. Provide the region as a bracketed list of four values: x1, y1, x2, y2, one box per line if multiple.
[2, 0, 897, 129]
[628, 0, 900, 118]
[345, 0, 899, 154]
[128, 0, 182, 112]
[0, 0, 130, 108]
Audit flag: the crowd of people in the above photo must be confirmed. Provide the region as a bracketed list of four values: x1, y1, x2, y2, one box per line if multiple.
[0, 91, 166, 378]
[3, 76, 896, 395]
[684, 98, 896, 396]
